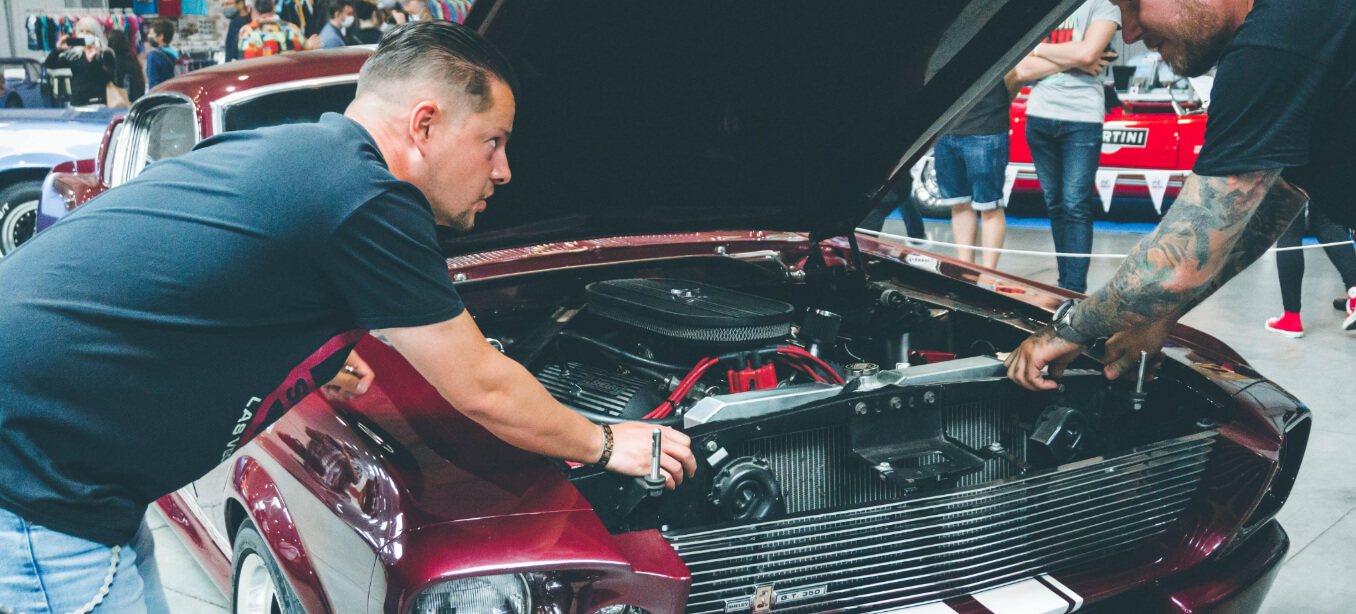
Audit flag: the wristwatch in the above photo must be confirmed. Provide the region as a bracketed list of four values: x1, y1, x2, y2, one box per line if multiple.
[1051, 299, 1094, 346]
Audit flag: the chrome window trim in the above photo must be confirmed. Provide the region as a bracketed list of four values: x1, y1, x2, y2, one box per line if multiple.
[110, 92, 200, 187]
[210, 74, 360, 135]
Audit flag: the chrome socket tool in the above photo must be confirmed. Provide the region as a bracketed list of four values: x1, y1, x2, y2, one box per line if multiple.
[645, 428, 666, 495]
[1130, 351, 1148, 411]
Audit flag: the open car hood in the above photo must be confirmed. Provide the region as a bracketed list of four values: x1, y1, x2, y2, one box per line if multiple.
[448, 0, 1080, 256]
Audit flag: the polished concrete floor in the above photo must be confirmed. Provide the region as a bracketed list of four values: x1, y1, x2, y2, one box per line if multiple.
[150, 216, 1356, 613]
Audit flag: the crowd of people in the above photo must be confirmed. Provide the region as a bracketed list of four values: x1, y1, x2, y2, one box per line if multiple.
[39, 0, 445, 108]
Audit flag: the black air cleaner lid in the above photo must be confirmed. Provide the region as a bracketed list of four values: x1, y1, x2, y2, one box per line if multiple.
[586, 279, 794, 328]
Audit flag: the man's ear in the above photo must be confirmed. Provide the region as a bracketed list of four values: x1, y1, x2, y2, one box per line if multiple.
[409, 100, 438, 147]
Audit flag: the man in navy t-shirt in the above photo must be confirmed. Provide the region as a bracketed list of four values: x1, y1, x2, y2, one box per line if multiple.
[1008, 0, 1356, 389]
[0, 21, 695, 613]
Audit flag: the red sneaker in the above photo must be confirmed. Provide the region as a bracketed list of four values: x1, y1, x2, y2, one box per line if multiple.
[1344, 287, 1356, 331]
[1266, 312, 1304, 338]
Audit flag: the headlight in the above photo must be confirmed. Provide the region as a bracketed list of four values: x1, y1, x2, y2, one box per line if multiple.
[410, 574, 530, 614]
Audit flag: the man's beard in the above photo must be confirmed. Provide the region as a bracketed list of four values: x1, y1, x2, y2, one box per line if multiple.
[442, 208, 477, 233]
[1155, 0, 1233, 77]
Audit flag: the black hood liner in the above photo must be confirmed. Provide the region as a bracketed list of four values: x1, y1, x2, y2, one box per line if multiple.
[444, 0, 1080, 256]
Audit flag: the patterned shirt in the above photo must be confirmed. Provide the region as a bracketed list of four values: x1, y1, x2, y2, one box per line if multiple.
[238, 16, 307, 59]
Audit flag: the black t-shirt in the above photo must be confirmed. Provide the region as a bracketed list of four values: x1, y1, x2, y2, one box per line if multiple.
[1192, 0, 1356, 227]
[947, 83, 1012, 138]
[0, 113, 463, 545]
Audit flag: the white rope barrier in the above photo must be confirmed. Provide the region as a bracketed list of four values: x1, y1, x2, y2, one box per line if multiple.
[855, 228, 1356, 259]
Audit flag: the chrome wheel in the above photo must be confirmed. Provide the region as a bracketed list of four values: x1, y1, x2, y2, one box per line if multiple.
[0, 198, 38, 256]
[234, 552, 282, 614]
[910, 159, 952, 219]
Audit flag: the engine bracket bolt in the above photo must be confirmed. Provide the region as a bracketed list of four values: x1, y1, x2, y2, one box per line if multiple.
[923, 391, 937, 405]
[854, 402, 869, 415]
[715, 246, 728, 255]
[889, 397, 903, 410]
[705, 440, 720, 452]
[453, 272, 468, 282]
[987, 442, 1005, 453]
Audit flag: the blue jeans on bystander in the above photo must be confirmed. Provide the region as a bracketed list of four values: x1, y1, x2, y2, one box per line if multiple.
[1025, 116, 1103, 293]
[0, 506, 169, 614]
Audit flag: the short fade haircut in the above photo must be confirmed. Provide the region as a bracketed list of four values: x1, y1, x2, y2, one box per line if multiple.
[254, 0, 275, 15]
[357, 21, 520, 114]
[150, 18, 175, 44]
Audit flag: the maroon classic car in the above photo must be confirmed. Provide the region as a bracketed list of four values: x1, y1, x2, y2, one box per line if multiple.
[41, 2, 1305, 614]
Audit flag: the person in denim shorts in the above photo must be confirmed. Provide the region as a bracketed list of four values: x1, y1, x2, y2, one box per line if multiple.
[935, 81, 1014, 269]
[1013, 0, 1120, 292]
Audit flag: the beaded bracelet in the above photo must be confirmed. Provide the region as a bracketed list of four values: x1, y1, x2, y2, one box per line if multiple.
[595, 424, 614, 467]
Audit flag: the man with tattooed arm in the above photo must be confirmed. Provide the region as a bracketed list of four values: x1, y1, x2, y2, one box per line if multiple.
[1007, 0, 1356, 389]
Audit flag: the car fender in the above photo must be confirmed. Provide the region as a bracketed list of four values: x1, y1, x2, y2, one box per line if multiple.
[233, 455, 336, 614]
[38, 159, 103, 232]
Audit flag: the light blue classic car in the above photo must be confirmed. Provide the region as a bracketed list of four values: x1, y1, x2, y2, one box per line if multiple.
[0, 106, 123, 256]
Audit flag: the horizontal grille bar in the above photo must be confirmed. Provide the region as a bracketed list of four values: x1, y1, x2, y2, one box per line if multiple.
[665, 432, 1215, 614]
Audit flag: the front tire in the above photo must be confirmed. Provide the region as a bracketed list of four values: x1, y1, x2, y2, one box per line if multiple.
[0, 180, 42, 256]
[910, 159, 953, 220]
[232, 520, 306, 614]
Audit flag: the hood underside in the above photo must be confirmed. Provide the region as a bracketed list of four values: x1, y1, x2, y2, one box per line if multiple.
[443, 0, 1080, 256]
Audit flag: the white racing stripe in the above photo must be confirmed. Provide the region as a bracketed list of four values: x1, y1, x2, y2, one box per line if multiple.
[970, 577, 1079, 614]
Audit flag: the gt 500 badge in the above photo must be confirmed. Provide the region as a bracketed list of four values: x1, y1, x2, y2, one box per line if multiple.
[727, 585, 828, 612]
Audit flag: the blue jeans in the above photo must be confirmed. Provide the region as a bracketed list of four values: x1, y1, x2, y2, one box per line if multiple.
[1026, 116, 1102, 293]
[0, 506, 169, 614]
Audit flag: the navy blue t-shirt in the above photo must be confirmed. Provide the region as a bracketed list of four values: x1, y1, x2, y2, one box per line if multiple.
[0, 113, 463, 545]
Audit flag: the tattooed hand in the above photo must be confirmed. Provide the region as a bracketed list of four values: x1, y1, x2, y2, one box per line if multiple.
[1007, 170, 1305, 392]
[1102, 320, 1171, 381]
[1005, 325, 1083, 391]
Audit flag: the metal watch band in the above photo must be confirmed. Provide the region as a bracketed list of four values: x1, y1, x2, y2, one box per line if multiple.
[595, 423, 614, 467]
[1053, 299, 1094, 345]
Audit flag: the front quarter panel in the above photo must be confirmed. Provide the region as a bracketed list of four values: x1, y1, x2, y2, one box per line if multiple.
[38, 159, 103, 232]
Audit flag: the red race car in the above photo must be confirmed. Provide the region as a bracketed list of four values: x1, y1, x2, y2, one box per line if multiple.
[41, 4, 1299, 614]
[911, 54, 1211, 219]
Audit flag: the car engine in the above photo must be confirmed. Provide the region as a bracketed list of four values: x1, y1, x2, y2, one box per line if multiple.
[474, 272, 1209, 535]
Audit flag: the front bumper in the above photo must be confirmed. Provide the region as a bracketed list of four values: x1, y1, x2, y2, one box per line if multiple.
[1089, 520, 1288, 613]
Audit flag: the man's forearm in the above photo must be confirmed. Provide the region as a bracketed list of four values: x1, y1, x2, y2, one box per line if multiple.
[449, 352, 604, 463]
[1072, 170, 1282, 338]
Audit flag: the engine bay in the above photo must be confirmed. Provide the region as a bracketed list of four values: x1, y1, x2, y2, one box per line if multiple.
[468, 257, 1223, 534]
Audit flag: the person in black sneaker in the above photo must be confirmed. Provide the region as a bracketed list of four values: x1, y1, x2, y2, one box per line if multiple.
[1009, 0, 1356, 390]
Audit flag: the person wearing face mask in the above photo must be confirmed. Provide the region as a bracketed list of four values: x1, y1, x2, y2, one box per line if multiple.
[320, 0, 356, 48]
[42, 18, 115, 107]
[225, 0, 252, 61]
[144, 19, 179, 90]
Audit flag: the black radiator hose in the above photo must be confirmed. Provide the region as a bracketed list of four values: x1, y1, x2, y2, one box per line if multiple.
[558, 331, 691, 372]
[569, 405, 684, 428]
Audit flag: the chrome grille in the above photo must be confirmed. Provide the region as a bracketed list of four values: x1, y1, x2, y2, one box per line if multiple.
[666, 432, 1215, 614]
[733, 398, 1024, 514]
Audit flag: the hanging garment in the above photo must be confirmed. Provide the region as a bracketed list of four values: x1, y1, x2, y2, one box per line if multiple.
[27, 16, 41, 51]
[133, 0, 157, 15]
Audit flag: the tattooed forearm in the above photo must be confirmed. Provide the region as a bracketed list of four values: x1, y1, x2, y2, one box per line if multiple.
[1197, 178, 1306, 300]
[1070, 169, 1282, 339]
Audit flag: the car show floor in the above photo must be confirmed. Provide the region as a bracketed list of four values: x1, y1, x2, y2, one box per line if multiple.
[149, 219, 1356, 613]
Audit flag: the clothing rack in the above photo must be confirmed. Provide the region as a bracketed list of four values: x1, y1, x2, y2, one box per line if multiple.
[25, 9, 150, 57]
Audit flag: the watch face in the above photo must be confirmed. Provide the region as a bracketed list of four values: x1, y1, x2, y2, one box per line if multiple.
[1054, 300, 1073, 323]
